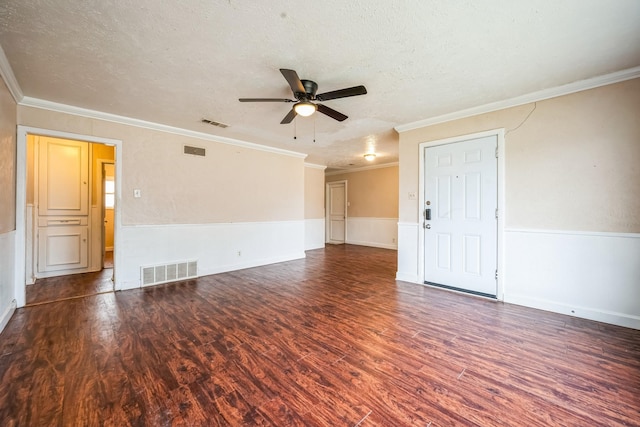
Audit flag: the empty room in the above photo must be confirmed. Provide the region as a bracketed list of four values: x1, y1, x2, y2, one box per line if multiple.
[0, 1, 639, 425]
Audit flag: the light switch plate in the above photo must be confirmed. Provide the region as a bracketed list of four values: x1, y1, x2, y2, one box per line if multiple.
[134, 189, 141, 198]
[408, 192, 417, 200]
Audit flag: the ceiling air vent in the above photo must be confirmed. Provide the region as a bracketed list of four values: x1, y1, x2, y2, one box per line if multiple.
[184, 145, 206, 156]
[201, 118, 229, 128]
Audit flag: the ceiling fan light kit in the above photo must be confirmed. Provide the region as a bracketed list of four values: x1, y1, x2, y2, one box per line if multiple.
[239, 68, 367, 124]
[364, 153, 376, 161]
[293, 101, 317, 117]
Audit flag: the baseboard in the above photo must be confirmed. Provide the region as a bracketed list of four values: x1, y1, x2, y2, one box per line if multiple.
[198, 252, 306, 277]
[505, 294, 640, 330]
[347, 240, 398, 250]
[0, 299, 17, 334]
[395, 272, 419, 283]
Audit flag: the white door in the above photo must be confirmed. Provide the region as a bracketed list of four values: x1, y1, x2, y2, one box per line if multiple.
[423, 135, 497, 297]
[37, 137, 90, 276]
[326, 181, 346, 244]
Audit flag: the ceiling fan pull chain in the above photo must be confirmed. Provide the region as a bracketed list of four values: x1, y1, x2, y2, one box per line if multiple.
[313, 115, 316, 143]
[294, 116, 297, 140]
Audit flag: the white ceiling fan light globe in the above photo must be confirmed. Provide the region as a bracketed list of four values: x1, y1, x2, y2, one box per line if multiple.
[294, 102, 317, 117]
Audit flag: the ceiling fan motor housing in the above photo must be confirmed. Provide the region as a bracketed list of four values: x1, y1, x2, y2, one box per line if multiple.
[299, 79, 318, 99]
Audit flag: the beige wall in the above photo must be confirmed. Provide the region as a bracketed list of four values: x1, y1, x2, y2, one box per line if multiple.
[0, 78, 16, 233]
[17, 106, 305, 225]
[304, 165, 325, 219]
[326, 165, 399, 218]
[399, 78, 640, 233]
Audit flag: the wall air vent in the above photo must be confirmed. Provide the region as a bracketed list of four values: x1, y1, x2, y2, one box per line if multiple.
[141, 260, 198, 287]
[201, 118, 229, 128]
[184, 145, 206, 156]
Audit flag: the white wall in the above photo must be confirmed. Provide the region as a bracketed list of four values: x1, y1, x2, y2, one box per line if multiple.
[0, 231, 16, 332]
[305, 218, 325, 251]
[505, 229, 640, 329]
[116, 221, 305, 290]
[346, 217, 397, 250]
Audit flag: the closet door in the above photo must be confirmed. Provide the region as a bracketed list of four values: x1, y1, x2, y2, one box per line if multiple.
[37, 137, 89, 275]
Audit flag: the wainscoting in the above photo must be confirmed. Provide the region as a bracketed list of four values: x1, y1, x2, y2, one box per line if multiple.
[346, 217, 398, 249]
[0, 230, 16, 333]
[304, 218, 325, 250]
[396, 223, 640, 329]
[114, 220, 306, 290]
[504, 228, 640, 329]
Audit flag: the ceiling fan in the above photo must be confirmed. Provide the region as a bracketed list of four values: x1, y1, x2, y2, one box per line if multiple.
[239, 69, 367, 124]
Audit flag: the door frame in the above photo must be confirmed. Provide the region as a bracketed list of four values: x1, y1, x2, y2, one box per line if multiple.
[325, 180, 347, 244]
[418, 129, 506, 300]
[97, 159, 115, 266]
[15, 126, 123, 307]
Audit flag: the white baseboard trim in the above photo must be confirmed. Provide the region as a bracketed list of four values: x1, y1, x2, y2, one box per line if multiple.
[0, 299, 17, 334]
[506, 294, 640, 330]
[348, 240, 397, 250]
[199, 252, 306, 277]
[395, 272, 419, 283]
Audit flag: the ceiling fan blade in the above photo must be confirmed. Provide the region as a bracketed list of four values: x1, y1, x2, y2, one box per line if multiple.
[316, 85, 367, 101]
[317, 104, 348, 122]
[280, 108, 297, 124]
[239, 98, 294, 102]
[280, 69, 306, 94]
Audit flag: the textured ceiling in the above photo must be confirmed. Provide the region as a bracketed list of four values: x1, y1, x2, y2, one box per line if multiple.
[1, 0, 639, 169]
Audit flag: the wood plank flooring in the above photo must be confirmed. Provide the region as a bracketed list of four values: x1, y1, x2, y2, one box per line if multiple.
[1, 244, 639, 426]
[26, 267, 114, 306]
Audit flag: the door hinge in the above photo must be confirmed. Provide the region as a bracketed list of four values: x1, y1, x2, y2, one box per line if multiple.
[495, 270, 498, 280]
[495, 208, 499, 219]
[495, 147, 499, 158]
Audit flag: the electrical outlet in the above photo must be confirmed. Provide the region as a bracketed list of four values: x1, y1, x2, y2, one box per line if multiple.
[133, 189, 141, 198]
[237, 251, 241, 257]
[392, 238, 396, 243]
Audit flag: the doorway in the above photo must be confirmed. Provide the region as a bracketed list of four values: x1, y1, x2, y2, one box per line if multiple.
[326, 181, 347, 244]
[16, 126, 122, 307]
[419, 130, 505, 299]
[100, 162, 115, 269]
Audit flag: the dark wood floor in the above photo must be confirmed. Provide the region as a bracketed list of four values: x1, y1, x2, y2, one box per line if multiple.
[26, 266, 113, 306]
[2, 245, 639, 426]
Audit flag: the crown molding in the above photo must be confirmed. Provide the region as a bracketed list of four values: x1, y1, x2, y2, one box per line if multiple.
[304, 163, 327, 170]
[395, 66, 640, 133]
[0, 44, 23, 103]
[325, 161, 398, 176]
[19, 96, 308, 159]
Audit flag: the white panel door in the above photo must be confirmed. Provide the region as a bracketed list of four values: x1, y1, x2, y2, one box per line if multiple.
[327, 181, 346, 244]
[424, 135, 497, 296]
[38, 137, 89, 216]
[37, 137, 90, 276]
[38, 225, 89, 272]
